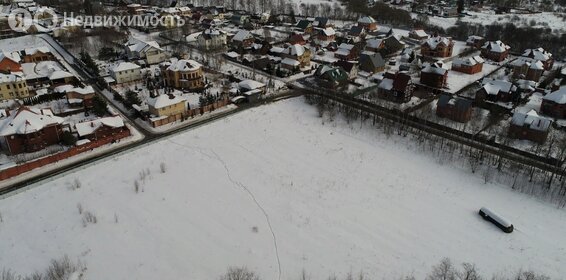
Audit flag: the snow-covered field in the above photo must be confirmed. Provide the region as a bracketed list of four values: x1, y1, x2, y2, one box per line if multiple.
[1, 98, 566, 279]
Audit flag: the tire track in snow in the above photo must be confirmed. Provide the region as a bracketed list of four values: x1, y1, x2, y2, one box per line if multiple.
[167, 140, 282, 280]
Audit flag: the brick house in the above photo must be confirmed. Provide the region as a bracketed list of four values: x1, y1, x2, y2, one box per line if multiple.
[0, 107, 64, 155]
[357, 16, 377, 31]
[335, 43, 359, 61]
[162, 59, 205, 91]
[452, 56, 484, 74]
[421, 36, 454, 58]
[365, 38, 385, 53]
[511, 58, 544, 82]
[476, 78, 518, 103]
[231, 30, 255, 51]
[480, 40, 510, 62]
[509, 109, 551, 144]
[420, 61, 448, 88]
[408, 29, 429, 41]
[522, 48, 553, 70]
[22, 47, 54, 63]
[541, 87, 566, 118]
[466, 35, 485, 49]
[436, 94, 473, 123]
[55, 85, 96, 108]
[317, 27, 336, 44]
[75, 116, 129, 141]
[377, 72, 414, 103]
[0, 51, 22, 72]
[288, 33, 307, 45]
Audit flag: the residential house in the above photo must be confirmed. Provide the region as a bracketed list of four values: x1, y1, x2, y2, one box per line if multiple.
[281, 44, 311, 68]
[295, 20, 313, 33]
[335, 43, 359, 61]
[125, 38, 168, 65]
[238, 79, 266, 102]
[359, 52, 385, 73]
[56, 85, 95, 108]
[162, 59, 205, 91]
[509, 109, 551, 143]
[436, 94, 473, 122]
[0, 107, 64, 154]
[314, 65, 349, 89]
[231, 14, 250, 26]
[335, 60, 358, 80]
[348, 26, 366, 38]
[480, 40, 510, 62]
[383, 35, 405, 55]
[365, 38, 385, 53]
[281, 58, 301, 72]
[231, 30, 255, 51]
[476, 78, 518, 103]
[452, 56, 484, 74]
[75, 116, 129, 141]
[22, 47, 53, 63]
[511, 58, 544, 82]
[0, 73, 30, 100]
[377, 72, 414, 103]
[420, 61, 448, 88]
[317, 27, 336, 44]
[0, 51, 22, 72]
[288, 33, 307, 45]
[148, 94, 187, 127]
[541, 87, 566, 118]
[522, 48, 553, 70]
[110, 62, 142, 84]
[357, 16, 377, 31]
[421, 36, 454, 58]
[313, 17, 332, 28]
[408, 29, 429, 41]
[197, 28, 227, 50]
[466, 35, 485, 49]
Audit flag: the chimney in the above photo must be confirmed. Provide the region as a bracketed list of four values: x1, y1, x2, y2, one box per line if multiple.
[168, 93, 175, 99]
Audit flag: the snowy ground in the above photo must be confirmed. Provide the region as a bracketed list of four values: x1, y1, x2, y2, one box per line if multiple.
[1, 98, 566, 279]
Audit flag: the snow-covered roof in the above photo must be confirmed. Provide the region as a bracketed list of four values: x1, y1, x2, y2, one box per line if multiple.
[0, 51, 21, 63]
[75, 116, 125, 137]
[543, 87, 566, 104]
[111, 62, 141, 72]
[481, 40, 510, 53]
[410, 29, 429, 38]
[424, 36, 452, 50]
[511, 109, 551, 131]
[421, 61, 447, 75]
[238, 79, 265, 91]
[366, 38, 384, 49]
[24, 47, 50, 56]
[378, 78, 394, 90]
[148, 94, 186, 109]
[481, 78, 516, 95]
[49, 70, 73, 80]
[270, 47, 284, 53]
[233, 30, 253, 42]
[321, 27, 335, 36]
[338, 43, 354, 50]
[166, 58, 202, 72]
[466, 35, 484, 43]
[522, 47, 552, 61]
[54, 85, 94, 95]
[0, 73, 25, 83]
[453, 55, 484, 67]
[286, 44, 306, 56]
[0, 107, 63, 136]
[281, 58, 300, 66]
[358, 16, 376, 24]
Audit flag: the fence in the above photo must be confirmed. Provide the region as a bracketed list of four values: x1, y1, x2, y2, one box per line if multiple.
[0, 130, 131, 181]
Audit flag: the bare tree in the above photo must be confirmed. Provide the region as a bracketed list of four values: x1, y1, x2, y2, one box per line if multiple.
[220, 267, 260, 280]
[426, 258, 457, 280]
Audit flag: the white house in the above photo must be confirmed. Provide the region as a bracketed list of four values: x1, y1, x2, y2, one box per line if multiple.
[125, 38, 168, 65]
[110, 62, 142, 84]
[196, 28, 227, 50]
